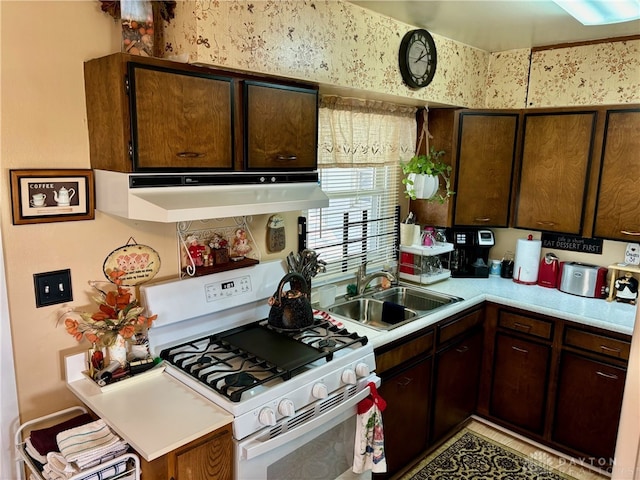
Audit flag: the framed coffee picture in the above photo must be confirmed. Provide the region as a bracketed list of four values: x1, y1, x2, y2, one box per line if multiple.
[10, 169, 95, 225]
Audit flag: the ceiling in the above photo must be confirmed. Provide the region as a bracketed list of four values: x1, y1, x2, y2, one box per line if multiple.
[351, 1, 640, 52]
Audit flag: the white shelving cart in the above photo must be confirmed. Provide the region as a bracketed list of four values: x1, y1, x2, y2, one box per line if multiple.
[15, 406, 140, 480]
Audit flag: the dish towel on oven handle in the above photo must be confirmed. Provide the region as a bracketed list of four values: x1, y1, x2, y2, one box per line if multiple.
[352, 382, 387, 474]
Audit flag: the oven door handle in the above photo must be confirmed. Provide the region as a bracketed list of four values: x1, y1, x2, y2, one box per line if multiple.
[241, 375, 380, 461]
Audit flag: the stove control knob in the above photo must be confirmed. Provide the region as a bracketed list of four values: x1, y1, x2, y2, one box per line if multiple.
[258, 407, 277, 426]
[312, 382, 329, 399]
[278, 399, 296, 417]
[341, 369, 357, 385]
[355, 362, 370, 378]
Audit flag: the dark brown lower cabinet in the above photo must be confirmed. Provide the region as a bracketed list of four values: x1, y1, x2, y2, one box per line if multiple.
[489, 333, 551, 434]
[552, 352, 626, 464]
[431, 328, 483, 442]
[375, 356, 432, 479]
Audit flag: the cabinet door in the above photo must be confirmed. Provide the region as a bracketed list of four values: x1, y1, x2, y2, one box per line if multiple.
[515, 111, 597, 234]
[172, 426, 233, 480]
[593, 109, 640, 241]
[131, 64, 234, 171]
[553, 352, 626, 462]
[454, 112, 518, 227]
[490, 333, 551, 434]
[376, 356, 431, 479]
[244, 81, 317, 170]
[432, 329, 483, 442]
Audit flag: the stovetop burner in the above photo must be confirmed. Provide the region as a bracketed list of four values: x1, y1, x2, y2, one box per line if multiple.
[159, 317, 368, 402]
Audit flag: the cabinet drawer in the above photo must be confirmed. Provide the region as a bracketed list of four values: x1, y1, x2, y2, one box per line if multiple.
[375, 330, 433, 374]
[498, 312, 553, 340]
[438, 309, 483, 345]
[564, 327, 630, 360]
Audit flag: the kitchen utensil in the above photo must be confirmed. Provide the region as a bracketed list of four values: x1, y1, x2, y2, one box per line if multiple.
[513, 235, 541, 284]
[558, 262, 608, 298]
[537, 252, 559, 288]
[268, 272, 314, 330]
[500, 251, 514, 279]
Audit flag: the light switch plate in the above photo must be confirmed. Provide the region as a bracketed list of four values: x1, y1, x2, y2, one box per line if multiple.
[34, 269, 72, 307]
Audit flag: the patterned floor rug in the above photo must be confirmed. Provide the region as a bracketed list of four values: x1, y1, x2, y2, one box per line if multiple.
[402, 428, 577, 480]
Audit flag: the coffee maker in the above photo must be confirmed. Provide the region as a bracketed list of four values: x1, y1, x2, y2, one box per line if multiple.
[447, 228, 495, 278]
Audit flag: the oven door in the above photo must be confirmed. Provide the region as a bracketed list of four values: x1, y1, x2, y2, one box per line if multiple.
[236, 375, 380, 480]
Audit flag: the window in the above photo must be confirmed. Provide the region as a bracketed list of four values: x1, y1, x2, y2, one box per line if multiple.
[306, 97, 417, 282]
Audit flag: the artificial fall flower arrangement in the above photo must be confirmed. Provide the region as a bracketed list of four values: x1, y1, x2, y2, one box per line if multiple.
[61, 270, 157, 348]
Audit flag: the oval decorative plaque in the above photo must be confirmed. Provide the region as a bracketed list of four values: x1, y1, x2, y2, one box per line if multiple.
[103, 239, 161, 286]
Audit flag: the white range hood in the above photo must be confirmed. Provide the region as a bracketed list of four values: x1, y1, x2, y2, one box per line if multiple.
[94, 169, 329, 222]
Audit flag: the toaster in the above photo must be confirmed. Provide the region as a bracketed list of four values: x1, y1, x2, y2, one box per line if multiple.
[558, 262, 608, 298]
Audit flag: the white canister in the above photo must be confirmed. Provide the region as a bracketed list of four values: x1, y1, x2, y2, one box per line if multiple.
[513, 235, 542, 284]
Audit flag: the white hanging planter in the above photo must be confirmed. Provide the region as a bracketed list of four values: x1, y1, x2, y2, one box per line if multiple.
[407, 173, 439, 200]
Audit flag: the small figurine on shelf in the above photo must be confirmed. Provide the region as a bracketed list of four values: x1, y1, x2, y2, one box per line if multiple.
[614, 272, 638, 305]
[186, 235, 206, 267]
[209, 233, 229, 265]
[231, 228, 252, 259]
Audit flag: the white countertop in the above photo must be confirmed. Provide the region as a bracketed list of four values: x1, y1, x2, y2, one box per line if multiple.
[331, 276, 638, 349]
[65, 354, 233, 462]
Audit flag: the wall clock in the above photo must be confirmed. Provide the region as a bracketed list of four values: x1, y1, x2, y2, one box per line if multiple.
[398, 29, 437, 89]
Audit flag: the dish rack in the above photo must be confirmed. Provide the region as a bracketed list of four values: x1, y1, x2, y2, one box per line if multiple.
[399, 242, 454, 285]
[15, 406, 140, 480]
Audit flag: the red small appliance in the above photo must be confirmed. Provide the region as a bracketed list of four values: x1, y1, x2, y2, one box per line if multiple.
[537, 252, 559, 288]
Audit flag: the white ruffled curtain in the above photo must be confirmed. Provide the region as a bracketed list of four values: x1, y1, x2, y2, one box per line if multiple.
[318, 96, 417, 167]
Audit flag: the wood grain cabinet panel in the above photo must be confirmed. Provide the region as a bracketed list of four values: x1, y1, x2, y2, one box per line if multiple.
[244, 81, 317, 170]
[552, 352, 626, 465]
[515, 111, 597, 234]
[489, 333, 551, 434]
[453, 112, 519, 227]
[375, 356, 432, 479]
[432, 328, 483, 442]
[141, 424, 233, 480]
[132, 65, 234, 171]
[592, 108, 640, 241]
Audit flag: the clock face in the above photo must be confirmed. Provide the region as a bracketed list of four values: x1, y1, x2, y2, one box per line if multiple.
[399, 29, 437, 89]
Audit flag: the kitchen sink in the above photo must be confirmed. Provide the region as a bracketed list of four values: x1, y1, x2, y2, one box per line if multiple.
[327, 285, 463, 331]
[371, 286, 463, 313]
[328, 298, 419, 330]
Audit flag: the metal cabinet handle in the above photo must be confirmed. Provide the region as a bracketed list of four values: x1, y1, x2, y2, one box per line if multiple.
[397, 377, 413, 387]
[536, 221, 556, 226]
[513, 322, 532, 332]
[474, 217, 491, 222]
[176, 151, 205, 158]
[600, 344, 621, 355]
[276, 155, 298, 162]
[455, 346, 469, 353]
[620, 230, 640, 236]
[596, 371, 619, 380]
[511, 346, 529, 354]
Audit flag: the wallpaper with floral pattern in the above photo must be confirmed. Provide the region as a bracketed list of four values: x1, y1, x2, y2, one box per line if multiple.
[163, 1, 639, 110]
[528, 40, 640, 107]
[163, 0, 490, 108]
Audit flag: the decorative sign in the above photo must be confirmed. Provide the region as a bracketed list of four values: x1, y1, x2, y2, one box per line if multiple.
[541, 233, 603, 254]
[103, 238, 161, 286]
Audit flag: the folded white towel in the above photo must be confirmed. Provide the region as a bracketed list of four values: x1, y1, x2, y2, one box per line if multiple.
[56, 419, 128, 469]
[24, 437, 47, 464]
[46, 451, 79, 476]
[76, 460, 127, 480]
[72, 441, 128, 470]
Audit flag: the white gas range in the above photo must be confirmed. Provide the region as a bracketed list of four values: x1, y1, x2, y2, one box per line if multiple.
[140, 260, 379, 480]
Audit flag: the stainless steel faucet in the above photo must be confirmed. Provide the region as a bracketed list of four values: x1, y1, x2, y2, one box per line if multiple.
[356, 262, 396, 295]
